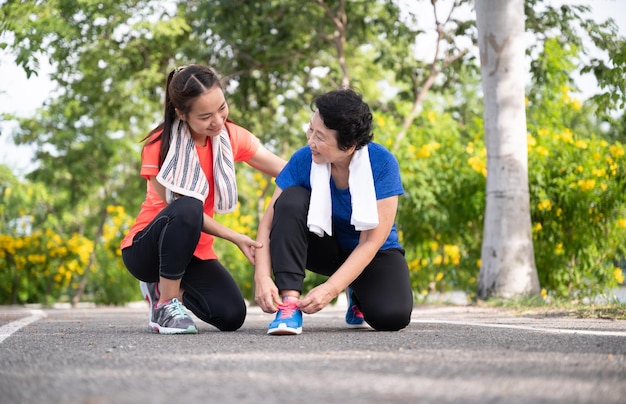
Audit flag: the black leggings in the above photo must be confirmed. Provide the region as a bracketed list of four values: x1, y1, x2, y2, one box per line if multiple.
[122, 197, 246, 331]
[270, 186, 414, 331]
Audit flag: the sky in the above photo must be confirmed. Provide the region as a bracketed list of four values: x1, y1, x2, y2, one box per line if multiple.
[1, 0, 625, 175]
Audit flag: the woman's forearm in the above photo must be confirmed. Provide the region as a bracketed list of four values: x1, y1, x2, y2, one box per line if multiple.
[201, 212, 240, 243]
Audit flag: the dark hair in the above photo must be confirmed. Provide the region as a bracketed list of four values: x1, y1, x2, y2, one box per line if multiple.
[311, 88, 373, 151]
[143, 64, 223, 166]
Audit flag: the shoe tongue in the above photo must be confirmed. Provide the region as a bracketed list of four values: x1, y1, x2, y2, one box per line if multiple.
[156, 298, 177, 309]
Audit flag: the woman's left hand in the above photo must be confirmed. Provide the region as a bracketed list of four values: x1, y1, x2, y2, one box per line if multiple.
[298, 283, 338, 314]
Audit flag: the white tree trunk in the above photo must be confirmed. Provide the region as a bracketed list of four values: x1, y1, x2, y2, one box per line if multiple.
[475, 0, 540, 299]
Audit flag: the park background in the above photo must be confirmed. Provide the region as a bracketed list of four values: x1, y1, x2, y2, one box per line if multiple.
[0, 0, 625, 308]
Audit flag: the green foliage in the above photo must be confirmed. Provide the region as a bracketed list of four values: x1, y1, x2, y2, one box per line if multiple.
[526, 35, 626, 299]
[1, 0, 625, 307]
[527, 129, 626, 298]
[388, 100, 485, 300]
[0, 169, 138, 304]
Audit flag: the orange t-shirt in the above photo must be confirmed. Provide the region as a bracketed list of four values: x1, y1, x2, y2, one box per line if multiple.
[120, 121, 260, 260]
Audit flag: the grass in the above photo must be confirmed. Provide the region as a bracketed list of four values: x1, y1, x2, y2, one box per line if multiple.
[476, 295, 626, 320]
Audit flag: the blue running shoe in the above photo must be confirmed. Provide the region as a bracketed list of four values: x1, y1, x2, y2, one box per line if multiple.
[267, 296, 302, 335]
[345, 287, 367, 328]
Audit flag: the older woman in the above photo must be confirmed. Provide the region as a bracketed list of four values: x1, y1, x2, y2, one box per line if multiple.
[254, 88, 413, 335]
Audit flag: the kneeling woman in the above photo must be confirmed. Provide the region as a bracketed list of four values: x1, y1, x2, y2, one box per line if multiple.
[254, 88, 414, 335]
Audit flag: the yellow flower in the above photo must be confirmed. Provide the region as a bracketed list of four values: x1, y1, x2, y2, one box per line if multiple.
[468, 155, 487, 177]
[427, 111, 436, 123]
[435, 272, 444, 282]
[574, 140, 588, 149]
[533, 222, 542, 232]
[541, 288, 547, 298]
[571, 98, 582, 111]
[537, 200, 552, 211]
[417, 143, 441, 159]
[610, 144, 625, 157]
[535, 146, 549, 156]
[591, 168, 606, 178]
[614, 268, 624, 284]
[577, 179, 596, 191]
[555, 243, 563, 255]
[443, 244, 461, 265]
[527, 134, 536, 147]
[559, 129, 574, 143]
[617, 219, 626, 229]
[408, 258, 421, 271]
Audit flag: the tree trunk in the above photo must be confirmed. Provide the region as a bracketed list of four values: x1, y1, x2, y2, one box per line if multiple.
[475, 0, 540, 299]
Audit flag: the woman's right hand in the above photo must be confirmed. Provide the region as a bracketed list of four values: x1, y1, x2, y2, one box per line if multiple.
[254, 275, 281, 313]
[233, 233, 263, 265]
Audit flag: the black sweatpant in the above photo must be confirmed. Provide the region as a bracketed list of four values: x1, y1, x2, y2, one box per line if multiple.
[270, 186, 413, 331]
[122, 197, 246, 331]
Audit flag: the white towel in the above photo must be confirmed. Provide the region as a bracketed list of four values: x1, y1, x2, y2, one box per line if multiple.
[156, 119, 209, 204]
[212, 127, 238, 214]
[307, 161, 333, 237]
[307, 145, 379, 237]
[348, 145, 379, 231]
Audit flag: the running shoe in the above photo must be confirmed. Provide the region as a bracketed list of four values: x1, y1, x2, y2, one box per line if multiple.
[345, 287, 367, 328]
[140, 281, 160, 325]
[267, 296, 302, 335]
[150, 298, 198, 334]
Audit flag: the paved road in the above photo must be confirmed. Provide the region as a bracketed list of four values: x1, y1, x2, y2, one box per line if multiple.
[1, 301, 625, 404]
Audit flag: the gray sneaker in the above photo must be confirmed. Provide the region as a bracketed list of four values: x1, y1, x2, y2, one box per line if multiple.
[150, 298, 198, 334]
[139, 281, 160, 325]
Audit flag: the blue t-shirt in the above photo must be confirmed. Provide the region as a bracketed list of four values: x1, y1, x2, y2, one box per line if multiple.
[276, 142, 404, 251]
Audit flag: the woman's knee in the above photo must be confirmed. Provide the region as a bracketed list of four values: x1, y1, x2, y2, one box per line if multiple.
[214, 304, 247, 331]
[365, 306, 412, 331]
[274, 186, 310, 216]
[172, 197, 203, 229]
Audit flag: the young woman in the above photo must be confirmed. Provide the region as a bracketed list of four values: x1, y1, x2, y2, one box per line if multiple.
[254, 88, 413, 335]
[121, 64, 285, 334]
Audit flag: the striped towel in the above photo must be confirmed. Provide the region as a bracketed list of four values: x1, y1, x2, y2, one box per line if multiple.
[156, 120, 237, 212]
[212, 127, 238, 213]
[307, 145, 378, 237]
[156, 119, 209, 204]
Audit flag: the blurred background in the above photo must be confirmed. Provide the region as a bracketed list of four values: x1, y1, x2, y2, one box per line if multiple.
[0, 0, 625, 307]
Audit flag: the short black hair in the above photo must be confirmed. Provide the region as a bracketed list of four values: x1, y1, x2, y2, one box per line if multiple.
[311, 88, 373, 151]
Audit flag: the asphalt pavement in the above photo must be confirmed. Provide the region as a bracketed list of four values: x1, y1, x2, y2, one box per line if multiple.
[1, 300, 625, 404]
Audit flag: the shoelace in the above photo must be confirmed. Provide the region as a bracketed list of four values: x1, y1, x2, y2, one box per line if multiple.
[163, 298, 188, 320]
[350, 304, 364, 319]
[277, 298, 299, 319]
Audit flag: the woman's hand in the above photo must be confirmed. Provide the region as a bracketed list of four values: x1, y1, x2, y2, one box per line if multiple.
[233, 233, 263, 265]
[298, 282, 338, 314]
[254, 275, 281, 313]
